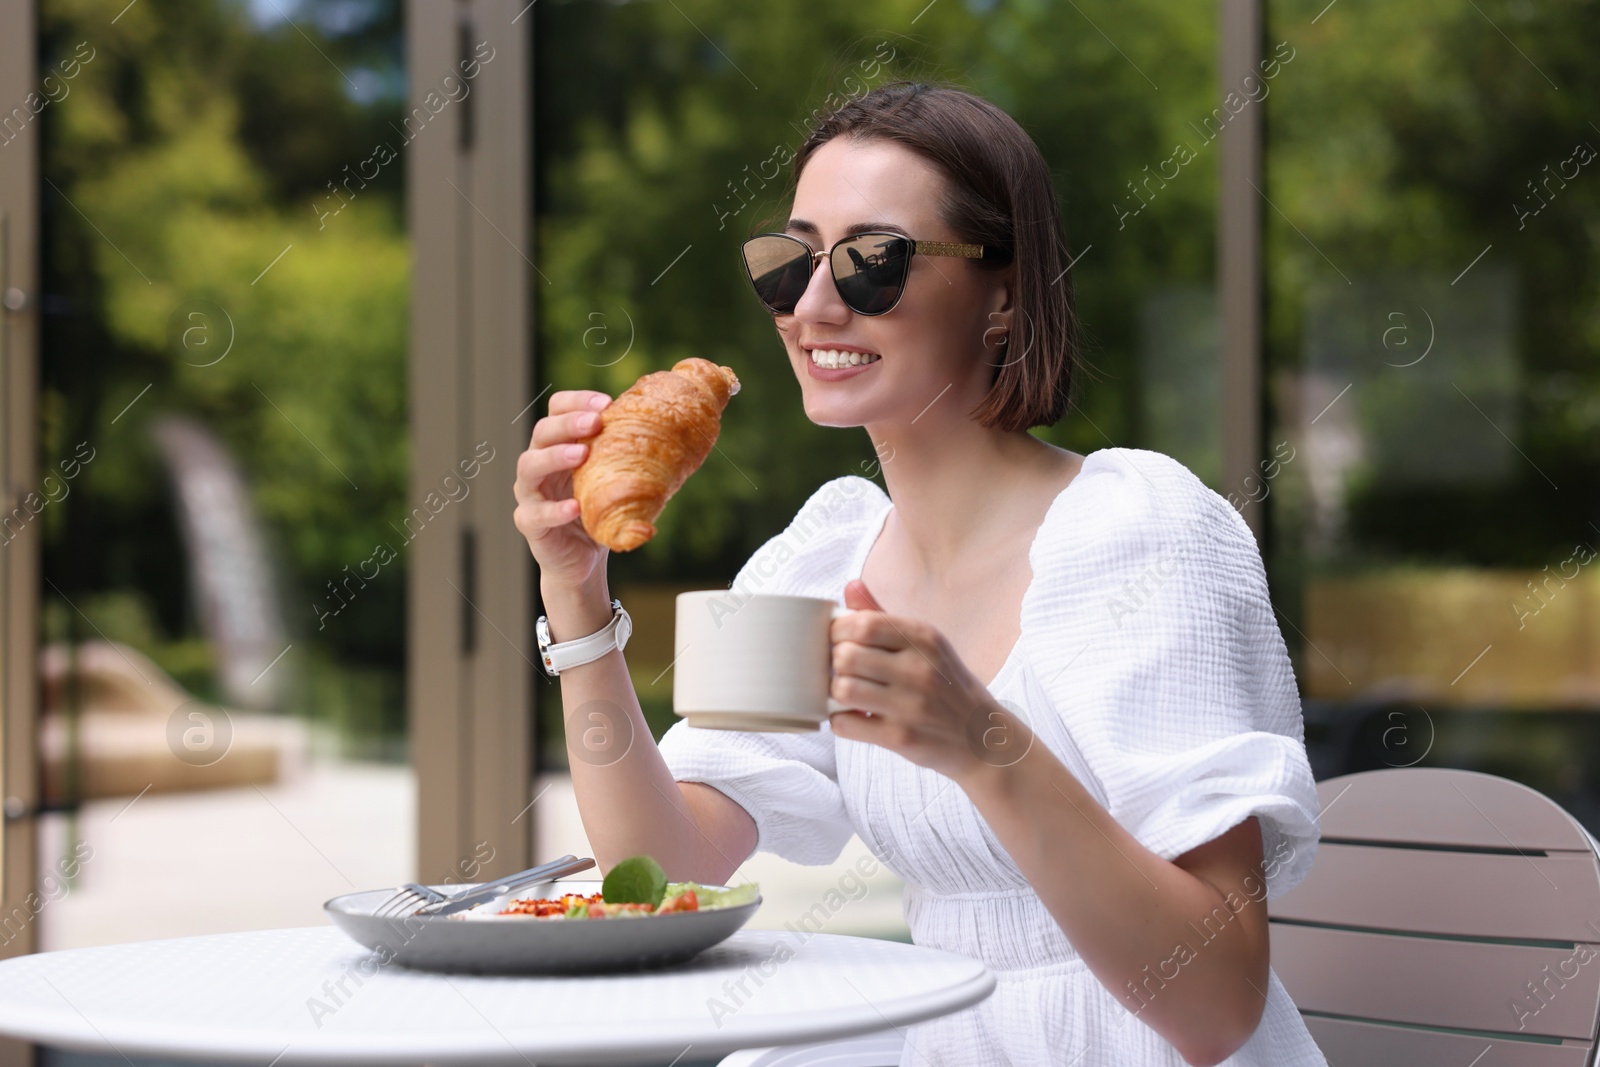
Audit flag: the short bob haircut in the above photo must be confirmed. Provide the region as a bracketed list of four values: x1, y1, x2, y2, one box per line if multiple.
[784, 80, 1081, 433]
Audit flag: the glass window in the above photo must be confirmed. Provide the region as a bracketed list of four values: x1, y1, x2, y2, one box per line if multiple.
[35, 0, 413, 948]
[1263, 0, 1600, 812]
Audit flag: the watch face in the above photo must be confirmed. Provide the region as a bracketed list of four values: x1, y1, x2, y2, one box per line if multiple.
[535, 616, 557, 675]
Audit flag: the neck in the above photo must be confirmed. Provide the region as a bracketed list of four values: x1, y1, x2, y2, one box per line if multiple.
[864, 410, 1066, 577]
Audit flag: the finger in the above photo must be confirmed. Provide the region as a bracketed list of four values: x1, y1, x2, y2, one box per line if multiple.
[547, 390, 613, 417]
[843, 578, 883, 611]
[830, 671, 894, 716]
[828, 707, 891, 745]
[532, 409, 607, 449]
[516, 441, 588, 496]
[514, 470, 571, 510]
[514, 497, 582, 538]
[832, 610, 913, 653]
[831, 639, 899, 686]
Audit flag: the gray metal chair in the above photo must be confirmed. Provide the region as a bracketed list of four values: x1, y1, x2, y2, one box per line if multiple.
[1271, 767, 1600, 1066]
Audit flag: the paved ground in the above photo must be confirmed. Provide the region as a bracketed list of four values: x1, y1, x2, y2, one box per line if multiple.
[37, 758, 911, 950]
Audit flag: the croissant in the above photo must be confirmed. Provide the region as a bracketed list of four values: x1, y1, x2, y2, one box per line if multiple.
[571, 357, 741, 552]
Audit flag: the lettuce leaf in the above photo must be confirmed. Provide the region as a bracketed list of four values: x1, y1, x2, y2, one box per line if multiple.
[664, 880, 761, 909]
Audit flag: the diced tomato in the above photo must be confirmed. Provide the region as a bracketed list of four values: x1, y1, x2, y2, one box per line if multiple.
[584, 900, 656, 919]
[658, 889, 699, 913]
[497, 890, 694, 919]
[498, 890, 604, 917]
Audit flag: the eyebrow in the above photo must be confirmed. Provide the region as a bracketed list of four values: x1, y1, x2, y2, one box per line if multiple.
[785, 218, 911, 239]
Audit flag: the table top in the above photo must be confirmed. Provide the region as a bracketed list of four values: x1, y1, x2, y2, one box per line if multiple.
[0, 925, 994, 1066]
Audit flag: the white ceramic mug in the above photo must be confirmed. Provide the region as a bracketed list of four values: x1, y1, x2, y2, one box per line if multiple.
[672, 591, 851, 732]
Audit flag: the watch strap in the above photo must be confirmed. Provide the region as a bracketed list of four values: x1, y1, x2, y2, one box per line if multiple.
[539, 598, 628, 676]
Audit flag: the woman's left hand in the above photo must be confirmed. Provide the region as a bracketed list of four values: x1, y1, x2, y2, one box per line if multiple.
[828, 579, 1034, 783]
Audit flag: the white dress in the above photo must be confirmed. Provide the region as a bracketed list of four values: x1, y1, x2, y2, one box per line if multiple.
[656, 447, 1328, 1066]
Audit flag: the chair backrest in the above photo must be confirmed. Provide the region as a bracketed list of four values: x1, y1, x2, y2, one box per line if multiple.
[1269, 767, 1600, 1067]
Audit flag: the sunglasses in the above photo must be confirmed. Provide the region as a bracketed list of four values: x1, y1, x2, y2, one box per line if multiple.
[740, 231, 1003, 317]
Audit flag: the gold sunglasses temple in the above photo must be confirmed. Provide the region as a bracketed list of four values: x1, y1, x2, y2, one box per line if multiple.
[908, 240, 986, 260]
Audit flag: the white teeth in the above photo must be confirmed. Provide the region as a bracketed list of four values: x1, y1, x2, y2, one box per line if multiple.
[809, 348, 881, 368]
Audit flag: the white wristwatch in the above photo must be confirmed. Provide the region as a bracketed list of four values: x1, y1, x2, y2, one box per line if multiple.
[536, 598, 631, 676]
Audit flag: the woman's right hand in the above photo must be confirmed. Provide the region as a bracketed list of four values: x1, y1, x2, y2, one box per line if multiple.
[514, 389, 613, 591]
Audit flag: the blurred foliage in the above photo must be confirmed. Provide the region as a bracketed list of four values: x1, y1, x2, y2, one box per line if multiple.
[38, 0, 408, 750]
[1262, 0, 1600, 574]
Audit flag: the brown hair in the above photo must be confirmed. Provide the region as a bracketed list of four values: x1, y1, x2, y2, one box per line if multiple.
[789, 80, 1080, 432]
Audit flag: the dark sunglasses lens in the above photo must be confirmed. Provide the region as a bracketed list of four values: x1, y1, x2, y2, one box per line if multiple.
[742, 236, 812, 313]
[833, 234, 910, 315]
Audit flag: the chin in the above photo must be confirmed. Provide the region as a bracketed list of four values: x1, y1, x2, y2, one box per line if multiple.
[798, 392, 880, 429]
[801, 404, 867, 430]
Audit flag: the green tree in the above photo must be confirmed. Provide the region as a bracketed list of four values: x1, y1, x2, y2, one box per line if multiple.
[39, 0, 410, 747]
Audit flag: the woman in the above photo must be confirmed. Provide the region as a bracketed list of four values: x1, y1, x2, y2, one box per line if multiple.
[513, 81, 1325, 1067]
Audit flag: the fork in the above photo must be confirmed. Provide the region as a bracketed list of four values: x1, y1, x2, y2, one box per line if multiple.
[373, 854, 594, 920]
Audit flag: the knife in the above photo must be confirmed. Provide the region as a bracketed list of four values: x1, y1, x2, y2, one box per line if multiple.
[420, 854, 597, 917]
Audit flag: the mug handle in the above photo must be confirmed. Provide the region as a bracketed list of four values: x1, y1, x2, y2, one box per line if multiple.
[825, 605, 853, 716]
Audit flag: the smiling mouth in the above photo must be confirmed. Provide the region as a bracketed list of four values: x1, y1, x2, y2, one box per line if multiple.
[808, 348, 882, 368]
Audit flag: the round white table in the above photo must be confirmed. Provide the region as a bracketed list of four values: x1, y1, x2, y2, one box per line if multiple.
[0, 926, 994, 1066]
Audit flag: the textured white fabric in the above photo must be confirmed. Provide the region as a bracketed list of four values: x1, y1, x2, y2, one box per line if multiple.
[656, 448, 1327, 1066]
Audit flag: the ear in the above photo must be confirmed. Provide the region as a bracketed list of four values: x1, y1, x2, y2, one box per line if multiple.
[982, 265, 1018, 353]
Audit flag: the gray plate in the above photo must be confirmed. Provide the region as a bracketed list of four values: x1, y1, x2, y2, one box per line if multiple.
[324, 878, 762, 975]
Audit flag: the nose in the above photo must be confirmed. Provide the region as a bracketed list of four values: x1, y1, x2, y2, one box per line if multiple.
[792, 247, 850, 324]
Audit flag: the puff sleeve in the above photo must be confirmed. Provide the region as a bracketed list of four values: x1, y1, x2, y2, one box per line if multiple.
[655, 475, 888, 867]
[1022, 450, 1321, 897]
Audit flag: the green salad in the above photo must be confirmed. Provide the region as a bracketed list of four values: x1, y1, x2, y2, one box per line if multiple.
[495, 854, 760, 919]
